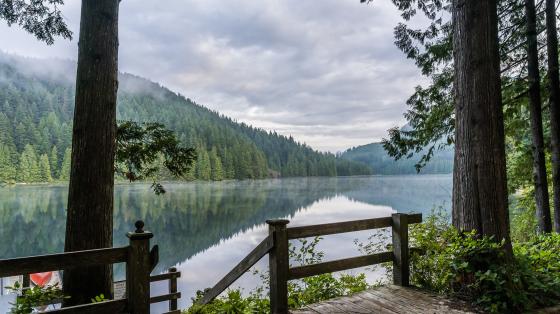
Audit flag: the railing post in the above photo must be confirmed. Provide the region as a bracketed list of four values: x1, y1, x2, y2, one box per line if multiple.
[267, 219, 289, 314]
[168, 267, 178, 311]
[127, 220, 153, 314]
[392, 213, 409, 286]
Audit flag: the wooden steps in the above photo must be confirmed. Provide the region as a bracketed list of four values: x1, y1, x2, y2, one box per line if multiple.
[291, 285, 478, 314]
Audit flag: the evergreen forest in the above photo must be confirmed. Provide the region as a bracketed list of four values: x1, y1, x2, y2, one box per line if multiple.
[0, 53, 372, 184]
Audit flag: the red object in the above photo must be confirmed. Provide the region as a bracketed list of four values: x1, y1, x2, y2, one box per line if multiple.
[30, 272, 52, 287]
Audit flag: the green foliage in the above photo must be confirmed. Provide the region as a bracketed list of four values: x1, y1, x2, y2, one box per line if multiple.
[185, 236, 370, 313]
[6, 282, 69, 314]
[0, 0, 72, 45]
[116, 121, 197, 194]
[408, 211, 560, 313]
[186, 290, 269, 314]
[91, 293, 107, 303]
[58, 148, 71, 181]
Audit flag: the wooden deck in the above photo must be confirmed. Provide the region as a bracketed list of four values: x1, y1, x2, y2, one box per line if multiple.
[292, 285, 478, 314]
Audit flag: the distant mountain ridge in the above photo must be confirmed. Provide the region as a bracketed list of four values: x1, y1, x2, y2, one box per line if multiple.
[0, 52, 371, 183]
[339, 142, 453, 175]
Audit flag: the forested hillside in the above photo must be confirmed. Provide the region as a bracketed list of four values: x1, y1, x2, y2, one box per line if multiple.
[0, 53, 371, 183]
[340, 142, 453, 175]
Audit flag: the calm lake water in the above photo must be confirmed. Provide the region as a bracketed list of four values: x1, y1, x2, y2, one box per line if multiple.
[0, 175, 452, 312]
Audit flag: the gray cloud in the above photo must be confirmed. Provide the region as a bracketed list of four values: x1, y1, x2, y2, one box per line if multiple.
[0, 0, 424, 152]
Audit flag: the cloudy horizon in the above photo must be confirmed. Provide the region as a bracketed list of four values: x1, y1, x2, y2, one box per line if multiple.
[0, 0, 425, 152]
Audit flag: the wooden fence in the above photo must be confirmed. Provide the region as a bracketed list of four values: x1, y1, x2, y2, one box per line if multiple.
[0, 221, 181, 314]
[199, 213, 422, 313]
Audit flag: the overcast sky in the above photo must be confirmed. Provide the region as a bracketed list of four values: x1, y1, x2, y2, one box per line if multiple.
[0, 0, 425, 152]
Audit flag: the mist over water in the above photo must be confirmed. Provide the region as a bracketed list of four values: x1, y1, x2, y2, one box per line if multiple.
[0, 175, 451, 311]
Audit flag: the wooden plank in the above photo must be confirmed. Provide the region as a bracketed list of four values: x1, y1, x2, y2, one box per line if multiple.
[360, 290, 409, 313]
[348, 294, 398, 314]
[407, 213, 422, 224]
[323, 298, 374, 313]
[287, 213, 421, 240]
[199, 235, 274, 305]
[385, 286, 475, 314]
[287, 217, 392, 239]
[150, 292, 181, 304]
[0, 247, 128, 277]
[150, 271, 181, 282]
[306, 302, 347, 314]
[288, 252, 392, 280]
[293, 285, 476, 314]
[291, 308, 320, 314]
[352, 293, 400, 314]
[365, 289, 426, 314]
[43, 299, 127, 314]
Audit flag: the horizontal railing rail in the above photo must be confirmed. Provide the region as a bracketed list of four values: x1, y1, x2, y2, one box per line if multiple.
[286, 213, 421, 239]
[199, 213, 422, 313]
[288, 252, 393, 280]
[0, 220, 180, 314]
[43, 299, 128, 314]
[200, 235, 274, 305]
[0, 247, 129, 278]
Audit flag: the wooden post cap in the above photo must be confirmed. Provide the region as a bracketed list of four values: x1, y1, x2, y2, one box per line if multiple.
[135, 220, 145, 233]
[266, 219, 290, 226]
[168, 267, 177, 272]
[127, 220, 153, 240]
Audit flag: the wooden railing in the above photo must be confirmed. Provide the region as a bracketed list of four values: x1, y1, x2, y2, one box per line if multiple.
[199, 213, 422, 313]
[0, 221, 181, 314]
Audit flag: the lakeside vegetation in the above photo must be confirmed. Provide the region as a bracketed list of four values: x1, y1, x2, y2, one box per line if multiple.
[185, 210, 560, 314]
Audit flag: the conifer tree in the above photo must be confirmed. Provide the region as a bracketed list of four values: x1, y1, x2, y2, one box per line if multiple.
[196, 148, 211, 180]
[18, 144, 39, 182]
[0, 145, 16, 183]
[59, 148, 71, 181]
[210, 147, 224, 181]
[50, 146, 59, 179]
[39, 154, 53, 182]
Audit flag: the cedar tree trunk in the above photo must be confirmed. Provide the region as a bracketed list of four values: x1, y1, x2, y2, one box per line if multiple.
[451, 0, 512, 251]
[63, 0, 119, 305]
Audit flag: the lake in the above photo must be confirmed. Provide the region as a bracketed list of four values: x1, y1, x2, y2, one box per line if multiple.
[0, 175, 452, 312]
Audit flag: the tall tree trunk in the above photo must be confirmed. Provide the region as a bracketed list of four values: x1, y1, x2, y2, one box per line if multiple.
[452, 0, 512, 251]
[63, 0, 119, 305]
[545, 0, 560, 232]
[526, 0, 552, 233]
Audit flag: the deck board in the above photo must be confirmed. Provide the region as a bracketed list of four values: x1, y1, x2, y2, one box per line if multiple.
[291, 285, 478, 314]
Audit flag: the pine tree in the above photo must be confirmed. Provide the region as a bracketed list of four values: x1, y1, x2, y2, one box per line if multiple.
[0, 144, 16, 183]
[59, 148, 72, 180]
[18, 144, 40, 182]
[50, 146, 59, 179]
[196, 147, 211, 180]
[39, 154, 53, 182]
[210, 147, 224, 181]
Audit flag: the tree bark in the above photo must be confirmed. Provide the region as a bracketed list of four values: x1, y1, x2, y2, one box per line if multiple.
[452, 0, 511, 251]
[545, 0, 560, 232]
[525, 0, 552, 233]
[63, 0, 119, 305]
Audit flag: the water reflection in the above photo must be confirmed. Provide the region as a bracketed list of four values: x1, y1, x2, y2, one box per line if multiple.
[0, 175, 451, 311]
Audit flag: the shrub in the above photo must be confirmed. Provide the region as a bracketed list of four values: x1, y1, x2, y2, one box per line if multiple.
[409, 210, 560, 313]
[185, 237, 370, 313]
